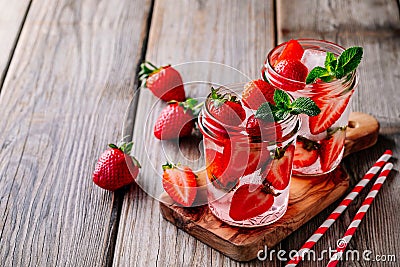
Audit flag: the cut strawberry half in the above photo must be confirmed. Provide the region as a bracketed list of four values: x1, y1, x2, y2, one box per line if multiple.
[293, 137, 320, 168]
[162, 163, 197, 207]
[277, 39, 304, 62]
[229, 184, 274, 221]
[309, 91, 353, 135]
[263, 144, 295, 190]
[320, 128, 346, 172]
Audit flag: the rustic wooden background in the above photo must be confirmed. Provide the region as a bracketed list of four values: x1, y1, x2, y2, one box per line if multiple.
[0, 0, 399, 266]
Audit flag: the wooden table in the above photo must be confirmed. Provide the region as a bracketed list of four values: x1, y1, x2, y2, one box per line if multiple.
[0, 0, 399, 266]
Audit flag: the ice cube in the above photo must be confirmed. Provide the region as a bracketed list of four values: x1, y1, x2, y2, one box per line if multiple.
[301, 49, 327, 70]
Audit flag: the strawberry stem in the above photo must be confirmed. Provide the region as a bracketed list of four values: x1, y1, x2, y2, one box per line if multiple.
[162, 162, 174, 171]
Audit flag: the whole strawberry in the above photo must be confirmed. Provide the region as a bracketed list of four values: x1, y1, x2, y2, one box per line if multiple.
[274, 59, 308, 83]
[242, 79, 275, 110]
[93, 142, 140, 191]
[139, 61, 186, 102]
[207, 87, 246, 129]
[154, 98, 201, 140]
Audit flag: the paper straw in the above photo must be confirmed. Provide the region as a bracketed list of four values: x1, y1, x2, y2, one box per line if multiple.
[286, 150, 393, 267]
[326, 162, 393, 266]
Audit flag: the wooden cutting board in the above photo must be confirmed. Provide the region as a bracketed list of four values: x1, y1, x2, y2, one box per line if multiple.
[159, 112, 379, 261]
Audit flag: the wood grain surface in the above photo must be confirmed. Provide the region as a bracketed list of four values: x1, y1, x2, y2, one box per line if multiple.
[0, 0, 152, 266]
[158, 112, 379, 262]
[160, 166, 349, 262]
[114, 1, 280, 266]
[278, 1, 400, 266]
[0, 0, 31, 85]
[0, 0, 398, 266]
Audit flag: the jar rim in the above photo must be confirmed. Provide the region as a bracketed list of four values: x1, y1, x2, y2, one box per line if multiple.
[199, 84, 300, 143]
[265, 39, 358, 90]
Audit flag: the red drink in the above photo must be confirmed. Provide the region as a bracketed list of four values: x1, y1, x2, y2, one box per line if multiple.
[263, 39, 359, 175]
[198, 85, 300, 227]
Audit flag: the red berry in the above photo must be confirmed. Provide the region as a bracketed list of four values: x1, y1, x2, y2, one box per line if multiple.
[277, 39, 304, 62]
[154, 101, 195, 140]
[93, 143, 140, 191]
[162, 163, 197, 207]
[140, 62, 186, 102]
[229, 184, 274, 221]
[320, 129, 346, 172]
[245, 114, 282, 140]
[274, 59, 308, 83]
[207, 88, 246, 133]
[263, 145, 295, 190]
[242, 79, 275, 110]
[293, 137, 320, 168]
[309, 91, 353, 135]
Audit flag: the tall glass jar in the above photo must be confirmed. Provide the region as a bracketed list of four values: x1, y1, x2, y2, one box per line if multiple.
[262, 39, 358, 176]
[198, 84, 300, 227]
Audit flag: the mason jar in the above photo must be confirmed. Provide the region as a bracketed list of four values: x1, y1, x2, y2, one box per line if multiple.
[262, 39, 358, 176]
[198, 84, 300, 227]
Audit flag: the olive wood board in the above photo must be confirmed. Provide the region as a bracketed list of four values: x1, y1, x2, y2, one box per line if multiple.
[159, 112, 379, 262]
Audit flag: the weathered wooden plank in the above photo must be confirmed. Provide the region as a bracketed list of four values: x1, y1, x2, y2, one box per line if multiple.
[277, 0, 399, 40]
[278, 1, 400, 266]
[0, 0, 31, 86]
[115, 0, 277, 266]
[0, 0, 152, 266]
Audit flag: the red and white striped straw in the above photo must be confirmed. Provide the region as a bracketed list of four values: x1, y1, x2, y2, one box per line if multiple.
[286, 150, 393, 267]
[326, 162, 393, 267]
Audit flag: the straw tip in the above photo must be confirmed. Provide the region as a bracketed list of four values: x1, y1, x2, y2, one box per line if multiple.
[385, 162, 394, 169]
[384, 150, 393, 155]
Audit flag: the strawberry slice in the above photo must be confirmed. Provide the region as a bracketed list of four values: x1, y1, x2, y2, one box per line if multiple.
[293, 137, 320, 168]
[162, 163, 197, 207]
[263, 144, 295, 190]
[277, 39, 304, 62]
[205, 147, 239, 189]
[242, 79, 275, 110]
[309, 91, 353, 135]
[320, 128, 346, 172]
[229, 184, 274, 221]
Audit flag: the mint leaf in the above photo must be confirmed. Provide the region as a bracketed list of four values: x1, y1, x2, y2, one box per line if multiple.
[256, 90, 320, 122]
[255, 102, 274, 122]
[273, 89, 291, 107]
[334, 66, 345, 79]
[291, 97, 321, 116]
[325, 52, 337, 73]
[305, 67, 330, 84]
[337, 47, 363, 75]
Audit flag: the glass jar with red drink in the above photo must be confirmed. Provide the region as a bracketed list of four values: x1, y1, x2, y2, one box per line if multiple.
[262, 39, 359, 176]
[198, 84, 300, 227]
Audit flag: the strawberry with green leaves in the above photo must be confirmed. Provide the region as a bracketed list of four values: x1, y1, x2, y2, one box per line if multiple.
[207, 87, 246, 132]
[139, 61, 186, 102]
[162, 163, 197, 207]
[306, 47, 363, 134]
[93, 142, 141, 191]
[154, 98, 202, 140]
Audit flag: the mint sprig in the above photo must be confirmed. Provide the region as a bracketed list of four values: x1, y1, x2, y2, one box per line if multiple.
[306, 46, 363, 84]
[255, 90, 320, 121]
